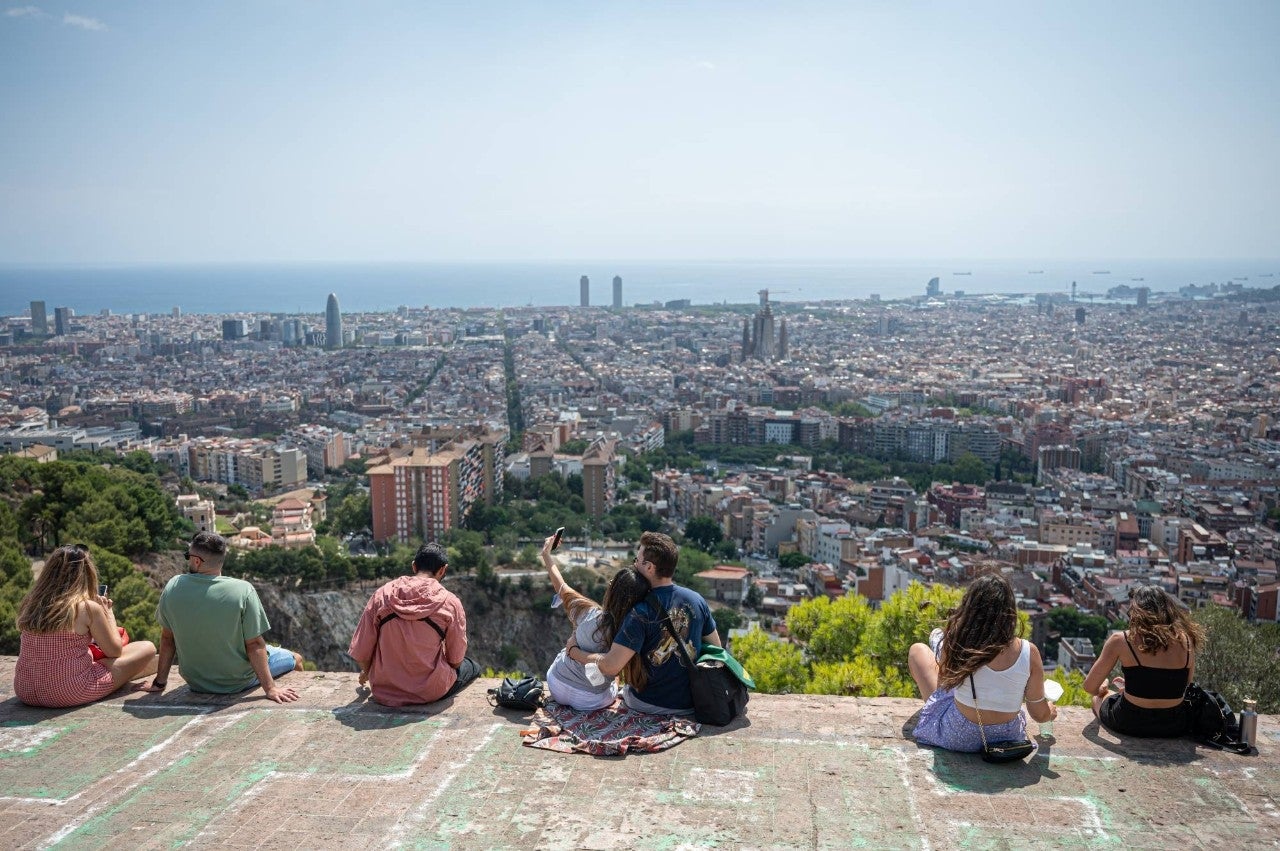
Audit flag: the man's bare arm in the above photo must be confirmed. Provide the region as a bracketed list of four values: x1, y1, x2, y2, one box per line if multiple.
[141, 629, 177, 692]
[245, 636, 299, 704]
[567, 640, 636, 678]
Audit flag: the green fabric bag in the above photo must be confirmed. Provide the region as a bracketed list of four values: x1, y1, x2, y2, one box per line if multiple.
[699, 643, 756, 690]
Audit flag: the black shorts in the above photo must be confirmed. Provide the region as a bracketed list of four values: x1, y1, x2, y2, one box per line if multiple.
[1099, 693, 1188, 738]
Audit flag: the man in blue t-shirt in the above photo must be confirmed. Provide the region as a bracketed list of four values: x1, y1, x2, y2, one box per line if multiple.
[566, 531, 720, 714]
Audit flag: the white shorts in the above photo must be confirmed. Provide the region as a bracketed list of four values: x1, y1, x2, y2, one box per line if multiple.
[546, 667, 617, 711]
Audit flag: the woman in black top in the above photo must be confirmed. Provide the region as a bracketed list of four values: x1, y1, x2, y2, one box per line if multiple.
[1083, 586, 1205, 737]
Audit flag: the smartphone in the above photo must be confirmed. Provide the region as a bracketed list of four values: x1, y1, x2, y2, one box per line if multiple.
[551, 527, 565, 551]
[99, 584, 109, 596]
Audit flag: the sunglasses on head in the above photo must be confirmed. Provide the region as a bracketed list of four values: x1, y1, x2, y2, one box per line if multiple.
[63, 543, 89, 562]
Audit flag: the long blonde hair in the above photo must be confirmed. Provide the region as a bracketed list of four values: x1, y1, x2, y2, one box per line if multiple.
[17, 545, 99, 634]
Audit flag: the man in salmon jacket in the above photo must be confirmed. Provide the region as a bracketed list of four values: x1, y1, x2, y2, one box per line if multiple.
[348, 543, 478, 706]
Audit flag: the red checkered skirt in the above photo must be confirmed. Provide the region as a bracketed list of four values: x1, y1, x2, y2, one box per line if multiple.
[14, 631, 117, 708]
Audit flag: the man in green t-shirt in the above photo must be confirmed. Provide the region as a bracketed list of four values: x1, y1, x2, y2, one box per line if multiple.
[146, 532, 304, 702]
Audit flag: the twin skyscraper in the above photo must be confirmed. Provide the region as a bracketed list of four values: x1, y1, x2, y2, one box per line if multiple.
[579, 275, 624, 308]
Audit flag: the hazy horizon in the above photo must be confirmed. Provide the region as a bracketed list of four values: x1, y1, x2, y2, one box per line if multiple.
[3, 1, 1278, 264]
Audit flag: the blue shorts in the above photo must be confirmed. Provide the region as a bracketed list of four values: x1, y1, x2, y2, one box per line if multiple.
[247, 645, 297, 687]
[912, 687, 1032, 754]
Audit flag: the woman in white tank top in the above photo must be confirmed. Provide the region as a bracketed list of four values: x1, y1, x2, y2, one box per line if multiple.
[906, 574, 1057, 753]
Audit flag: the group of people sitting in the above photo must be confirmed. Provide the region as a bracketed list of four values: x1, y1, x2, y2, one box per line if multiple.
[12, 530, 723, 720]
[907, 574, 1206, 751]
[13, 529, 1206, 749]
[15, 533, 310, 708]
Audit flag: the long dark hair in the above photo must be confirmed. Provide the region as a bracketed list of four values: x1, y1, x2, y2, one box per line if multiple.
[1128, 585, 1204, 654]
[593, 567, 651, 692]
[938, 573, 1020, 690]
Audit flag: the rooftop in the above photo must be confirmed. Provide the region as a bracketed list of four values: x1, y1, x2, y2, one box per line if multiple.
[1, 658, 1277, 849]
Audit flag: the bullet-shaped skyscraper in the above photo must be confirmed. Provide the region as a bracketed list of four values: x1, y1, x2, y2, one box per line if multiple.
[580, 276, 590, 307]
[326, 293, 342, 349]
[612, 276, 622, 309]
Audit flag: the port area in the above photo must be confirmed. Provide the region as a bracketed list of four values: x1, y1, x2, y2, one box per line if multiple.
[1, 660, 1277, 849]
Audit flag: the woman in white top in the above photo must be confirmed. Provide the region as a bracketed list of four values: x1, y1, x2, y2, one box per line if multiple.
[540, 533, 650, 710]
[906, 574, 1057, 752]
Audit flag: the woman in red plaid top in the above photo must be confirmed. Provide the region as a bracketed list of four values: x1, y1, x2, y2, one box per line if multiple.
[14, 545, 157, 708]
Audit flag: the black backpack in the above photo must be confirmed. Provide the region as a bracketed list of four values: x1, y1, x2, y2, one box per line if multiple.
[487, 676, 545, 711]
[646, 592, 750, 727]
[1184, 683, 1252, 754]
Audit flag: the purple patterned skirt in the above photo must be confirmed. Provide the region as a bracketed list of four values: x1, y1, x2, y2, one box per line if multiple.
[912, 687, 1033, 754]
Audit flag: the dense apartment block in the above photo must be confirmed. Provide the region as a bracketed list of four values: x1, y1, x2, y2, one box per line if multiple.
[368, 430, 505, 543]
[283, 424, 349, 478]
[186, 436, 307, 493]
[927, 483, 986, 528]
[580, 437, 617, 520]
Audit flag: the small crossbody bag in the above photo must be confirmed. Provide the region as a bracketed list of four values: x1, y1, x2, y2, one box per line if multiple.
[969, 678, 1035, 763]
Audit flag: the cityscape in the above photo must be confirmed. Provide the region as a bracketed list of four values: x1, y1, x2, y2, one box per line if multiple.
[3, 1, 1280, 845]
[3, 276, 1279, 662]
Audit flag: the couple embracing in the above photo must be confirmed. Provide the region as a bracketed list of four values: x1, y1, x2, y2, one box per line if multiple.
[541, 531, 721, 715]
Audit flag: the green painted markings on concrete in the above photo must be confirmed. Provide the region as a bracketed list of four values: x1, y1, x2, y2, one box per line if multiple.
[0, 718, 85, 760]
[47, 708, 452, 848]
[0, 712, 191, 800]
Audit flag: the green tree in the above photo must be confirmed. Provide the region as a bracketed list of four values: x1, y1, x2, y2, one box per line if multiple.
[1046, 667, 1092, 708]
[683, 516, 724, 552]
[1193, 605, 1280, 714]
[448, 532, 489, 574]
[713, 607, 743, 632]
[778, 551, 811, 570]
[1045, 607, 1111, 656]
[466, 502, 510, 542]
[732, 629, 809, 694]
[0, 541, 33, 654]
[331, 491, 372, 537]
[951, 452, 989, 485]
[807, 657, 912, 698]
[674, 547, 711, 594]
[788, 595, 874, 663]
[857, 582, 965, 684]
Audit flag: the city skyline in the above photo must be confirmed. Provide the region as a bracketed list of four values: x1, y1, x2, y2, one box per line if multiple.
[2, 2, 1278, 264]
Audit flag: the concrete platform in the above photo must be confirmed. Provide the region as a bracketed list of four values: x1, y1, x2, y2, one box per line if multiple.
[1, 658, 1277, 850]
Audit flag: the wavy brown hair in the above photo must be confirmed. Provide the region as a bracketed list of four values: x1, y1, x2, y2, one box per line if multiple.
[596, 567, 651, 693]
[17, 545, 99, 634]
[937, 573, 1021, 690]
[1128, 585, 1204, 654]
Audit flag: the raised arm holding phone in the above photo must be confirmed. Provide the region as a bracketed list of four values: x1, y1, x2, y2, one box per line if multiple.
[541, 528, 652, 710]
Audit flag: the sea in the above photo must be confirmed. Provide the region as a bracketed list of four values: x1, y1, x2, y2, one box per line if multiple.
[0, 259, 1276, 316]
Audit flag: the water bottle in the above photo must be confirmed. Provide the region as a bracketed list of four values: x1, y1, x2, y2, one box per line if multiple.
[584, 662, 608, 687]
[1240, 699, 1258, 750]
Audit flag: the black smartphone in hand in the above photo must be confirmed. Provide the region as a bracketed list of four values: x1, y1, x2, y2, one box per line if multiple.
[551, 527, 565, 550]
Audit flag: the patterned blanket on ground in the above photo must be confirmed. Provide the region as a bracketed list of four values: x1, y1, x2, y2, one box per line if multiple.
[520, 699, 699, 755]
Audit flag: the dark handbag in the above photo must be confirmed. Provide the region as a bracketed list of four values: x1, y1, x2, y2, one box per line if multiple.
[1184, 682, 1252, 754]
[647, 592, 749, 726]
[969, 678, 1034, 763]
[487, 676, 545, 711]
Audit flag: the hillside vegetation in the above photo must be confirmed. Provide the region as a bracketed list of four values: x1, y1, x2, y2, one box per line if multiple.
[0, 454, 189, 651]
[736, 581, 1280, 713]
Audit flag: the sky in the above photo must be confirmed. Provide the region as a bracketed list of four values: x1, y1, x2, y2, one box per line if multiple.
[1, 1, 1278, 264]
